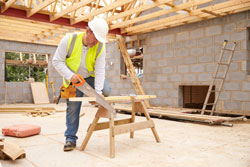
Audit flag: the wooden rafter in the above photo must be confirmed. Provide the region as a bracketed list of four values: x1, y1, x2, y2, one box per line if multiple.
[111, 0, 213, 30]
[1, 0, 17, 13]
[72, 0, 134, 24]
[50, 0, 92, 21]
[27, 0, 55, 17]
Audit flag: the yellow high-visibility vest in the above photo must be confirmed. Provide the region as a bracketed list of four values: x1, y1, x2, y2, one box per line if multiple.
[63, 32, 105, 88]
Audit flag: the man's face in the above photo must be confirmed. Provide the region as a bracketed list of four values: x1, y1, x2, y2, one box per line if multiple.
[86, 27, 98, 47]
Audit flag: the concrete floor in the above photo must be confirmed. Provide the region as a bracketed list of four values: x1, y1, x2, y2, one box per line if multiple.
[0, 104, 250, 167]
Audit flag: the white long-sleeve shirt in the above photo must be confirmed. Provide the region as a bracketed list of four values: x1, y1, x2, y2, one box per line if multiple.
[52, 34, 105, 94]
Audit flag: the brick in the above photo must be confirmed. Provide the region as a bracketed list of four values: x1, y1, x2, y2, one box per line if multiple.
[183, 40, 196, 48]
[162, 67, 174, 74]
[232, 92, 250, 101]
[198, 37, 213, 47]
[242, 82, 250, 91]
[230, 72, 246, 81]
[222, 23, 235, 33]
[162, 34, 175, 44]
[190, 28, 204, 39]
[231, 31, 247, 41]
[190, 48, 203, 56]
[218, 92, 230, 100]
[224, 82, 241, 91]
[205, 25, 222, 37]
[184, 56, 197, 65]
[198, 56, 213, 63]
[170, 74, 181, 81]
[191, 64, 204, 72]
[224, 100, 242, 110]
[198, 73, 212, 81]
[176, 48, 189, 57]
[183, 74, 196, 81]
[176, 31, 189, 41]
[178, 65, 189, 73]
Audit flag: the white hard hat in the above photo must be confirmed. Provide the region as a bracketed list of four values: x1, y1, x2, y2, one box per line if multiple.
[88, 17, 109, 43]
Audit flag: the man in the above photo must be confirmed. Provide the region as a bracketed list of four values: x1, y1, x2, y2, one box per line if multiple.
[52, 17, 109, 151]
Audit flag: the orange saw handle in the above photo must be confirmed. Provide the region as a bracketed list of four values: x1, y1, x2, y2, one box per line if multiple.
[72, 74, 85, 86]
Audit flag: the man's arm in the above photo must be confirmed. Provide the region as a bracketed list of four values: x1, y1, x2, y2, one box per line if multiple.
[94, 47, 106, 94]
[52, 35, 75, 81]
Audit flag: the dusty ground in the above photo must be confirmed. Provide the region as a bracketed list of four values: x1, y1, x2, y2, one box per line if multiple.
[0, 104, 250, 167]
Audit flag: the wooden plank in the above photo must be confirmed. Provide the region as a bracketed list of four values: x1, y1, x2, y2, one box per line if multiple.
[27, 0, 55, 17]
[69, 95, 156, 102]
[113, 120, 154, 135]
[109, 114, 115, 158]
[0, 142, 3, 150]
[89, 118, 132, 131]
[201, 9, 222, 17]
[72, 0, 133, 25]
[1, 141, 25, 160]
[30, 82, 50, 104]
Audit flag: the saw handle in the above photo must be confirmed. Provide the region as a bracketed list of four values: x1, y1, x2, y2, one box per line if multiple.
[72, 74, 85, 86]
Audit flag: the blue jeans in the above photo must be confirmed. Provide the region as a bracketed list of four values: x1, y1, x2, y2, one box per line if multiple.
[64, 77, 111, 144]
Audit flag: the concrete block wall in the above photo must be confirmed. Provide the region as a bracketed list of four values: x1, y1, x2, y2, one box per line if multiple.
[0, 40, 59, 104]
[106, 11, 250, 114]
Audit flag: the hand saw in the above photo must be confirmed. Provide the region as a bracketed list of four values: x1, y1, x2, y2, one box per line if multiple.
[73, 74, 116, 115]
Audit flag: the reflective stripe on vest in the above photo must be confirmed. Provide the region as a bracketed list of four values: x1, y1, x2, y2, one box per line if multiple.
[62, 32, 105, 88]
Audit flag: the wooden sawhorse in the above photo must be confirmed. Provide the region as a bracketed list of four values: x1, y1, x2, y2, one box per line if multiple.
[70, 95, 160, 158]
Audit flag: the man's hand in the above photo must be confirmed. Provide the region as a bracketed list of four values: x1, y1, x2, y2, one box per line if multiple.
[70, 74, 82, 84]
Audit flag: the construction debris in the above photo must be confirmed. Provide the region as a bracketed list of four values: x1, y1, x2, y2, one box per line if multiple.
[0, 140, 25, 160]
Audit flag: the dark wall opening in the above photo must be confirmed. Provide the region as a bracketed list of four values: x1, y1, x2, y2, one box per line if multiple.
[181, 85, 215, 109]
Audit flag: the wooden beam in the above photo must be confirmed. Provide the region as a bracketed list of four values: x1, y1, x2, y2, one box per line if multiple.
[72, 0, 134, 25]
[201, 9, 222, 17]
[110, 0, 213, 30]
[27, 0, 55, 17]
[69, 95, 156, 102]
[128, 0, 250, 35]
[90, 118, 132, 131]
[106, 0, 172, 23]
[50, 0, 92, 21]
[1, 0, 17, 13]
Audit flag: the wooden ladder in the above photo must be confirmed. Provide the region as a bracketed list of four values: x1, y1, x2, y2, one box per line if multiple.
[201, 40, 237, 116]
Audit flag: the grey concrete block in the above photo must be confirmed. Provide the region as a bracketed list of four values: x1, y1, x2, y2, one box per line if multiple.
[184, 56, 197, 65]
[170, 74, 181, 81]
[183, 40, 197, 48]
[169, 90, 178, 98]
[224, 82, 241, 91]
[171, 41, 183, 49]
[198, 37, 213, 47]
[191, 64, 204, 72]
[232, 51, 247, 61]
[157, 75, 168, 82]
[176, 31, 189, 41]
[150, 36, 163, 46]
[214, 34, 230, 44]
[198, 56, 213, 63]
[178, 65, 189, 73]
[198, 73, 212, 81]
[162, 51, 174, 58]
[176, 48, 189, 57]
[162, 98, 174, 106]
[190, 28, 204, 39]
[224, 100, 242, 110]
[240, 40, 247, 50]
[230, 72, 246, 81]
[222, 23, 235, 33]
[162, 67, 174, 74]
[162, 34, 175, 44]
[219, 92, 230, 100]
[230, 12, 246, 22]
[152, 52, 163, 59]
[156, 90, 167, 97]
[205, 25, 222, 37]
[231, 31, 247, 41]
[242, 82, 250, 91]
[163, 83, 174, 89]
[190, 48, 204, 56]
[183, 74, 196, 81]
[228, 62, 239, 71]
[243, 101, 250, 111]
[205, 45, 220, 56]
[232, 92, 250, 101]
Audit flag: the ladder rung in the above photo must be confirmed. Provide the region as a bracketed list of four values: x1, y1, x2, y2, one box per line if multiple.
[209, 90, 219, 92]
[223, 48, 234, 51]
[218, 63, 230, 65]
[213, 77, 224, 79]
[206, 103, 215, 106]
